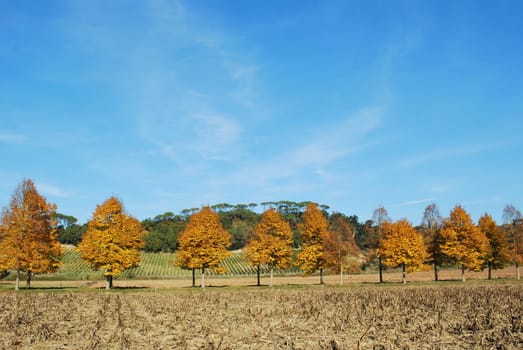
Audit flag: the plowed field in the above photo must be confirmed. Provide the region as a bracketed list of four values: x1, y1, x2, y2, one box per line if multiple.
[1, 283, 521, 349]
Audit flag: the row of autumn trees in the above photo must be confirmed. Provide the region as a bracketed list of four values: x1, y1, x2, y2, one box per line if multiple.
[1, 179, 522, 289]
[0, 180, 144, 290]
[176, 204, 360, 287]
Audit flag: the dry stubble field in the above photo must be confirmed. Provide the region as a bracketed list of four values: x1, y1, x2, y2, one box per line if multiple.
[0, 282, 522, 349]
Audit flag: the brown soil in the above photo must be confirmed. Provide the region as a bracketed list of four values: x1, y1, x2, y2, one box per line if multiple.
[3, 265, 518, 290]
[0, 283, 521, 349]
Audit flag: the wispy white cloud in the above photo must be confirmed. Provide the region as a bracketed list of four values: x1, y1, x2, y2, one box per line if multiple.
[97, 2, 261, 164]
[37, 183, 70, 198]
[0, 131, 26, 144]
[462, 197, 504, 207]
[193, 114, 242, 152]
[221, 106, 384, 194]
[284, 107, 383, 168]
[400, 140, 517, 168]
[428, 184, 453, 194]
[397, 198, 435, 207]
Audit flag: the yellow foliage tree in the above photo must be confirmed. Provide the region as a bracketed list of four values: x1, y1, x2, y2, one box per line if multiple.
[324, 214, 361, 285]
[175, 206, 231, 288]
[245, 208, 293, 286]
[77, 197, 143, 289]
[440, 205, 489, 281]
[296, 203, 329, 284]
[379, 219, 429, 283]
[479, 213, 511, 280]
[0, 179, 63, 290]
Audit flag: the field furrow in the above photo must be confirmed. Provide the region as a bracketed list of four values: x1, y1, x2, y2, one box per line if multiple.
[0, 284, 521, 349]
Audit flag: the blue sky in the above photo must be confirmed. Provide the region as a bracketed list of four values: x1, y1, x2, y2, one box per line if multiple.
[1, 0, 522, 224]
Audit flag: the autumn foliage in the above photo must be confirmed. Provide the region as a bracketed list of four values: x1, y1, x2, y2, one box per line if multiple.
[503, 205, 523, 279]
[0, 179, 63, 290]
[244, 208, 292, 285]
[296, 203, 329, 283]
[440, 206, 489, 280]
[175, 206, 231, 284]
[379, 219, 429, 282]
[324, 214, 361, 281]
[77, 196, 143, 289]
[479, 213, 511, 278]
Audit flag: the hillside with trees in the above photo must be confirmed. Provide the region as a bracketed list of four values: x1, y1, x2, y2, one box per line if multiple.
[1, 179, 522, 288]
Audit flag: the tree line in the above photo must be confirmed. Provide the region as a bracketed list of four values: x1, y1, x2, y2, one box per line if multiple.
[0, 179, 522, 289]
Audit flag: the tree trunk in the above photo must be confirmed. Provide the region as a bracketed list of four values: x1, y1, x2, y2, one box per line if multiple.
[320, 268, 324, 285]
[433, 261, 438, 282]
[378, 256, 383, 283]
[402, 263, 406, 284]
[192, 268, 196, 288]
[15, 270, 20, 291]
[516, 261, 520, 281]
[461, 264, 465, 282]
[269, 267, 274, 287]
[26, 271, 31, 289]
[201, 268, 205, 288]
[106, 275, 113, 290]
[339, 265, 343, 286]
[257, 265, 261, 286]
[488, 261, 492, 280]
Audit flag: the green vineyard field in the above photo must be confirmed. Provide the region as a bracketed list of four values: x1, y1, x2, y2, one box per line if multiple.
[44, 247, 301, 280]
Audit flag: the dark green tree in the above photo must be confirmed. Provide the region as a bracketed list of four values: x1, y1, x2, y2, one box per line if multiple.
[372, 206, 390, 283]
[141, 212, 186, 252]
[55, 213, 86, 245]
[218, 206, 259, 250]
[420, 203, 444, 281]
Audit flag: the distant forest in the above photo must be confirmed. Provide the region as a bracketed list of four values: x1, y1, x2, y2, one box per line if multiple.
[55, 200, 521, 261]
[56, 201, 367, 252]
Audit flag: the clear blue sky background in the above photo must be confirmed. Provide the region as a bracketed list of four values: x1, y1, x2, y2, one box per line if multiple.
[1, 0, 522, 224]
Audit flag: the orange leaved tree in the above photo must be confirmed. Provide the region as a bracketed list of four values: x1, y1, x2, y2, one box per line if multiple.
[379, 219, 429, 284]
[0, 179, 63, 290]
[244, 208, 293, 286]
[324, 214, 360, 285]
[175, 206, 231, 288]
[479, 213, 511, 280]
[296, 203, 329, 284]
[77, 197, 144, 289]
[440, 205, 489, 281]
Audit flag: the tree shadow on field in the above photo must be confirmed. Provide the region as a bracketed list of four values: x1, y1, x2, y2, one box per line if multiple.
[113, 286, 149, 290]
[94, 286, 149, 291]
[245, 283, 310, 289]
[3, 286, 81, 292]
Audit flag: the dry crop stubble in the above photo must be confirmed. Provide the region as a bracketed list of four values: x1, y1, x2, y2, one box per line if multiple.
[0, 284, 521, 349]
